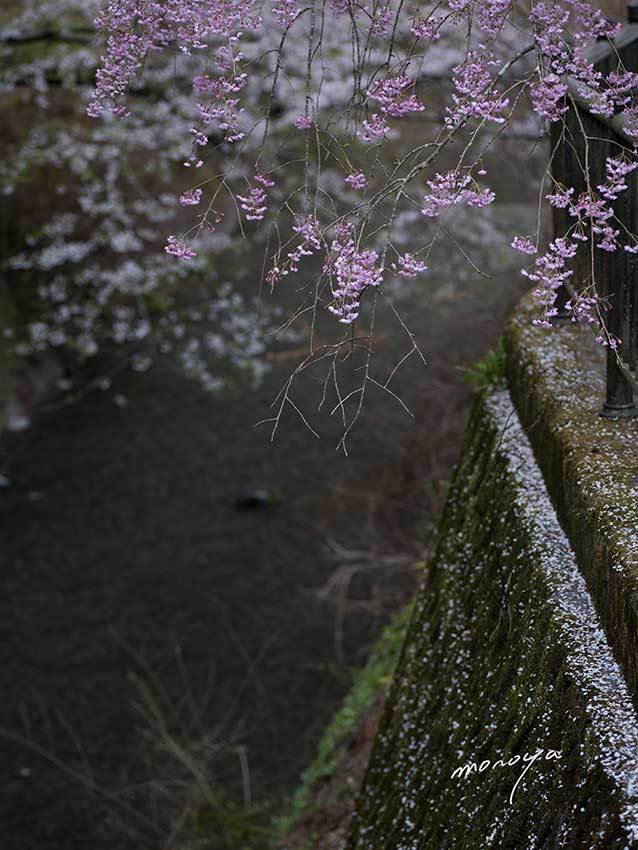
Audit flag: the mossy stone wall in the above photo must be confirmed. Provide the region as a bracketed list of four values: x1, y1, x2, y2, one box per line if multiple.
[345, 388, 638, 849]
[504, 293, 638, 711]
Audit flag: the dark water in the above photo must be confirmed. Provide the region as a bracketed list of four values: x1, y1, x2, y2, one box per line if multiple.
[0, 175, 538, 848]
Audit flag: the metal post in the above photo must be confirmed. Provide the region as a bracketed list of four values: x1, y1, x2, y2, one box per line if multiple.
[549, 116, 570, 322]
[568, 108, 637, 417]
[596, 125, 638, 416]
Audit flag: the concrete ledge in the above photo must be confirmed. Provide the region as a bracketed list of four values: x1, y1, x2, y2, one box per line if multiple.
[505, 293, 638, 712]
[347, 389, 638, 849]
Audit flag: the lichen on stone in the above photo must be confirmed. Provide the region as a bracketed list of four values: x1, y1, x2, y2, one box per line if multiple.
[346, 388, 638, 849]
[505, 292, 638, 710]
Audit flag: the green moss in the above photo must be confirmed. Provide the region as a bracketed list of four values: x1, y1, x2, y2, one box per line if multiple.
[459, 337, 507, 389]
[503, 291, 638, 713]
[344, 389, 638, 849]
[274, 604, 412, 842]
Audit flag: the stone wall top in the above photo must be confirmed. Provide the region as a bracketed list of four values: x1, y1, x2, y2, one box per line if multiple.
[505, 292, 638, 711]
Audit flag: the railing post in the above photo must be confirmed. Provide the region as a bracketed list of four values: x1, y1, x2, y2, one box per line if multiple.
[625, 4, 638, 396]
[590, 115, 638, 417]
[550, 22, 638, 416]
[600, 250, 636, 417]
[558, 102, 637, 417]
[550, 113, 571, 321]
[553, 102, 589, 318]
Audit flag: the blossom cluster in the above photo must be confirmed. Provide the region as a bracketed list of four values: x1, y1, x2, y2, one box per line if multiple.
[237, 174, 275, 222]
[88, 0, 259, 159]
[358, 74, 425, 145]
[1, 0, 293, 396]
[345, 172, 367, 191]
[5, 0, 638, 401]
[325, 224, 383, 324]
[515, 157, 638, 327]
[391, 253, 428, 278]
[519, 236, 577, 327]
[265, 215, 323, 287]
[421, 172, 496, 218]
